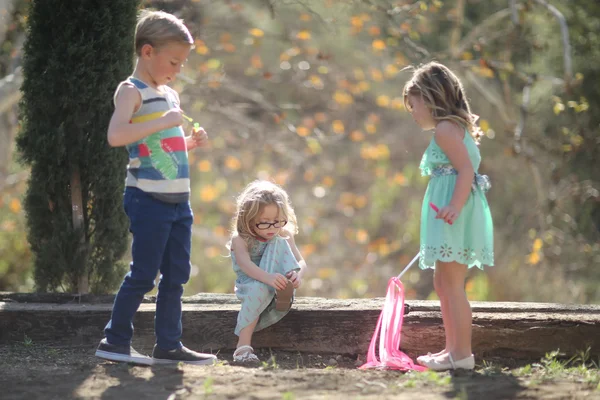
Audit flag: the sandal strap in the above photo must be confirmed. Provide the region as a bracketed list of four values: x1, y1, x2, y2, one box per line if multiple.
[234, 345, 254, 356]
[448, 353, 456, 370]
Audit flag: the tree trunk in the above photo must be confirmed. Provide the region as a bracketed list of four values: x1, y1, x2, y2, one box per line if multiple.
[70, 168, 88, 294]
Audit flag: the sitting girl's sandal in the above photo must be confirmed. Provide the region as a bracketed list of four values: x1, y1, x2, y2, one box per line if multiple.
[275, 279, 294, 312]
[233, 345, 260, 365]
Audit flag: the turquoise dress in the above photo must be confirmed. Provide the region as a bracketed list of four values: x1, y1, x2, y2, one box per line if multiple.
[419, 132, 494, 270]
[232, 236, 301, 336]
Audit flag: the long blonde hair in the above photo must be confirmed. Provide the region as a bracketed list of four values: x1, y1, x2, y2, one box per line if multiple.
[403, 61, 482, 141]
[135, 10, 194, 56]
[229, 180, 298, 251]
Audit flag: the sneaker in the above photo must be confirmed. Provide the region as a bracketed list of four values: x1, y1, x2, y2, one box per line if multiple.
[152, 345, 217, 365]
[95, 338, 154, 366]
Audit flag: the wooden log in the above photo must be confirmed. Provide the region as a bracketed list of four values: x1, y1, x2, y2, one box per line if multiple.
[0, 294, 598, 360]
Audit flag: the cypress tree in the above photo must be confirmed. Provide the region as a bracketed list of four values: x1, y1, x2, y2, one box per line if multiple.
[16, 0, 140, 293]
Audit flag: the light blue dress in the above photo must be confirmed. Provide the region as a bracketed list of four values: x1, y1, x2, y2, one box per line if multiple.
[418, 131, 494, 270]
[232, 236, 301, 336]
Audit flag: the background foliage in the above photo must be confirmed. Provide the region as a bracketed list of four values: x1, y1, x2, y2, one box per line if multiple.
[0, 0, 598, 303]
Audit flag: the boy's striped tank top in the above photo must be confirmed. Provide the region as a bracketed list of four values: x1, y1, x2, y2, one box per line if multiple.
[118, 77, 190, 203]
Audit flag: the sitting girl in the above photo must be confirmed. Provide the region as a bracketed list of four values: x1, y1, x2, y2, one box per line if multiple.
[228, 180, 308, 364]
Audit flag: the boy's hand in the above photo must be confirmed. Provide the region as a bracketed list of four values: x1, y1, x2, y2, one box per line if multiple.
[267, 273, 288, 291]
[162, 109, 184, 129]
[188, 126, 209, 149]
[286, 270, 301, 288]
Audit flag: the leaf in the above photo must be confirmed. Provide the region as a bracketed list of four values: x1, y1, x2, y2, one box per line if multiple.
[372, 39, 386, 51]
[332, 120, 345, 134]
[391, 97, 405, 110]
[384, 64, 399, 77]
[356, 229, 369, 244]
[206, 59, 221, 69]
[296, 30, 311, 40]
[303, 170, 315, 183]
[197, 160, 211, 172]
[553, 103, 565, 115]
[195, 40, 209, 55]
[527, 252, 541, 265]
[376, 95, 390, 107]
[314, 113, 327, 124]
[225, 156, 242, 170]
[365, 123, 377, 134]
[9, 199, 21, 213]
[249, 28, 264, 37]
[354, 195, 368, 208]
[302, 244, 317, 257]
[461, 51, 473, 60]
[479, 119, 490, 132]
[368, 26, 381, 36]
[350, 16, 364, 29]
[296, 126, 310, 137]
[199, 185, 218, 202]
[350, 130, 365, 142]
[251, 55, 263, 69]
[322, 176, 335, 187]
[370, 68, 383, 82]
[333, 90, 354, 105]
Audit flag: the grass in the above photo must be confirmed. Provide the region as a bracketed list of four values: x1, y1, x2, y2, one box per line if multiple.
[203, 377, 214, 395]
[261, 352, 280, 370]
[509, 349, 600, 390]
[281, 392, 295, 400]
[399, 370, 452, 388]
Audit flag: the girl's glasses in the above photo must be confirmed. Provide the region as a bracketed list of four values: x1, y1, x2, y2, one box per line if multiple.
[255, 220, 287, 230]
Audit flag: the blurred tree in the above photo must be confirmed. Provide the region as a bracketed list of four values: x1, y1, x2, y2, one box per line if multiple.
[16, 0, 139, 293]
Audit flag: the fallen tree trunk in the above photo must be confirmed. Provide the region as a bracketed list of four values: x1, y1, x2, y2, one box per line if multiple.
[0, 294, 598, 360]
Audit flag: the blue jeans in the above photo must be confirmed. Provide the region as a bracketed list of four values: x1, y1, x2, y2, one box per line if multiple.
[105, 187, 193, 350]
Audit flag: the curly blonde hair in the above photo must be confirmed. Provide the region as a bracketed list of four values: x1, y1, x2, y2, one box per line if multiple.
[403, 61, 482, 141]
[228, 180, 298, 251]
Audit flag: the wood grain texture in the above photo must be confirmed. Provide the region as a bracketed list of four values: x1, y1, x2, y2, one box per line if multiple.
[1, 294, 598, 359]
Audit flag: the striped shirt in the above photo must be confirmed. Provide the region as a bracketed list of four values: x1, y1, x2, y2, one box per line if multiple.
[116, 77, 190, 203]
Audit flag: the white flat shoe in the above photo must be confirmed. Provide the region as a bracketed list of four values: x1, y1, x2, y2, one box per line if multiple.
[420, 353, 474, 371]
[416, 352, 433, 364]
[416, 351, 449, 365]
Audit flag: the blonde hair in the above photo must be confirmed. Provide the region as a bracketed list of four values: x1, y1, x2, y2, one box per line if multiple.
[135, 10, 194, 56]
[403, 61, 482, 141]
[229, 180, 298, 251]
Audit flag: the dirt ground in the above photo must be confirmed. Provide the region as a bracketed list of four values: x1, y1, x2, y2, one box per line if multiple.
[1, 344, 598, 400]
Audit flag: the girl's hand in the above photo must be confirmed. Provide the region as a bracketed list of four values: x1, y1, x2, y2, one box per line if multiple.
[162, 109, 184, 129]
[286, 270, 301, 288]
[436, 204, 460, 225]
[267, 273, 288, 290]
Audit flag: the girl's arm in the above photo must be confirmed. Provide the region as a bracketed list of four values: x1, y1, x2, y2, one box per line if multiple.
[231, 235, 288, 290]
[434, 121, 475, 224]
[107, 84, 184, 147]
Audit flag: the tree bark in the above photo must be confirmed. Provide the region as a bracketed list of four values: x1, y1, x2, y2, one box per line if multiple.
[70, 168, 88, 294]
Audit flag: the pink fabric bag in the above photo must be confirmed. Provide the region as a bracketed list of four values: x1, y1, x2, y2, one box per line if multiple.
[359, 255, 426, 371]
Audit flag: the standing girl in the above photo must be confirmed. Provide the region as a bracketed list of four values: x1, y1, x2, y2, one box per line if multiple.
[228, 180, 308, 364]
[403, 62, 494, 371]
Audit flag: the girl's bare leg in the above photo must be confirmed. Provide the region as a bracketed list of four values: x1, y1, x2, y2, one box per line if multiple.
[236, 318, 259, 351]
[433, 261, 472, 362]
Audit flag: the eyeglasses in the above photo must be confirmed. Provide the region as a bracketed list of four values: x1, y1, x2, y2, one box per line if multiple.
[255, 220, 287, 230]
